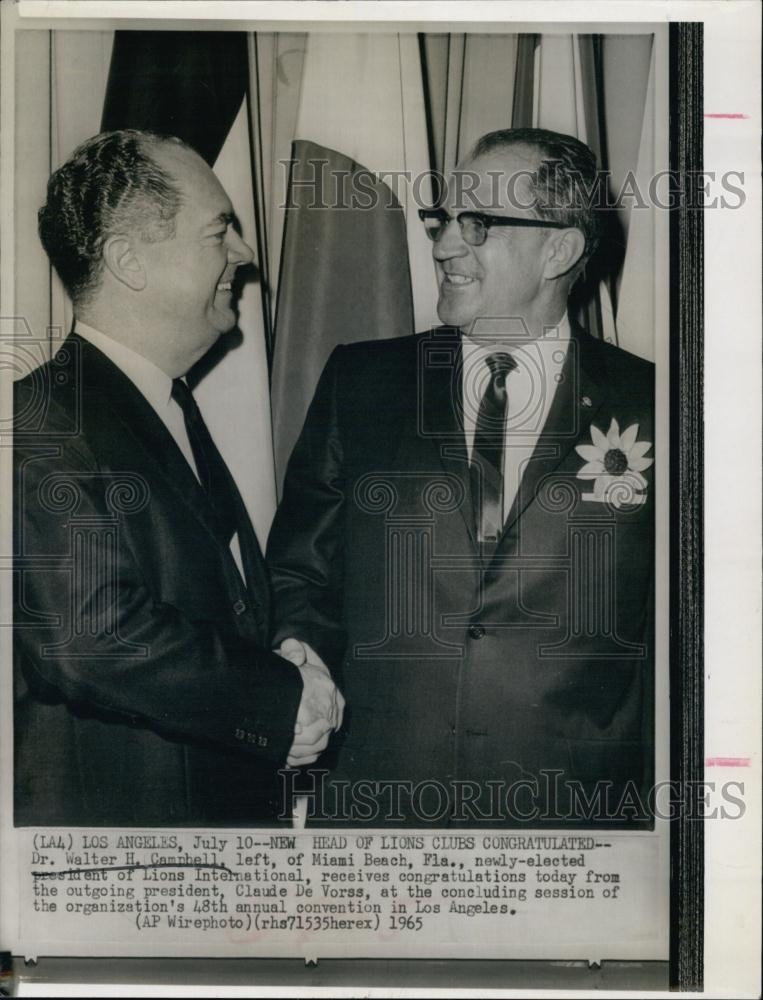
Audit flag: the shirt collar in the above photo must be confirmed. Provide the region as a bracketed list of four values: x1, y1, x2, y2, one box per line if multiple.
[461, 314, 572, 364]
[75, 321, 175, 411]
[461, 313, 572, 357]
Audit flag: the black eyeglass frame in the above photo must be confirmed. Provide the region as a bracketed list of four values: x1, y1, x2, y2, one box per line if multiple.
[418, 207, 575, 245]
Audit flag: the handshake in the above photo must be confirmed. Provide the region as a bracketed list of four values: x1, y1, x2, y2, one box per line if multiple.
[278, 638, 345, 767]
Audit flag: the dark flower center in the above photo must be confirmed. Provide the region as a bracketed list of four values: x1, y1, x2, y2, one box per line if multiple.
[604, 448, 629, 475]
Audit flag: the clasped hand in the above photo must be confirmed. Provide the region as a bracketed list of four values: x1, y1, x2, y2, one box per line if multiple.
[278, 638, 344, 767]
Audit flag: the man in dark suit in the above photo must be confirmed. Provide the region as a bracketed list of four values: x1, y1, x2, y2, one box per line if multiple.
[14, 129, 343, 827]
[267, 128, 655, 827]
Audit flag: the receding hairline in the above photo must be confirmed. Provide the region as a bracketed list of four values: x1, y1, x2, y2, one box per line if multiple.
[140, 135, 208, 179]
[446, 144, 543, 214]
[456, 141, 550, 175]
[146, 138, 230, 208]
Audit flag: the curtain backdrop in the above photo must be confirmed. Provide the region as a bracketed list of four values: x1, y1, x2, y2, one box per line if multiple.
[14, 29, 659, 525]
[15, 30, 113, 361]
[267, 32, 437, 481]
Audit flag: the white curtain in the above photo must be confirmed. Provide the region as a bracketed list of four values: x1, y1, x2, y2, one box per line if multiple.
[534, 33, 656, 360]
[14, 30, 113, 359]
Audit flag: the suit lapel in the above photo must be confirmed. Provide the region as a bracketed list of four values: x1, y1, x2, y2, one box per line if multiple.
[406, 326, 616, 555]
[234, 505, 271, 608]
[76, 335, 259, 572]
[499, 324, 609, 541]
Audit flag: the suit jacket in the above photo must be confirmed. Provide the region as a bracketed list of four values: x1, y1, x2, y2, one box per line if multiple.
[267, 325, 655, 827]
[13, 333, 302, 826]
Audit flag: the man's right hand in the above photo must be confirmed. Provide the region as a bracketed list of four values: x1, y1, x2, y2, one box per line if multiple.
[283, 645, 344, 767]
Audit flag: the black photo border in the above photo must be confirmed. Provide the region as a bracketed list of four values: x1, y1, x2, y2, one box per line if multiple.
[668, 20, 704, 993]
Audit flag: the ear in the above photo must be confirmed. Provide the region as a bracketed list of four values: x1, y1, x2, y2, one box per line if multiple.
[102, 235, 146, 291]
[543, 228, 586, 280]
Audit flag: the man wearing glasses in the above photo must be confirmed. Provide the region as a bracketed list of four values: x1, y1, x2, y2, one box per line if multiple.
[268, 128, 654, 827]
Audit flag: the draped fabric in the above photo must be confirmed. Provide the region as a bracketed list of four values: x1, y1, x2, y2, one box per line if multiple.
[533, 33, 656, 356]
[268, 32, 436, 481]
[14, 30, 113, 360]
[14, 29, 659, 520]
[101, 31, 248, 166]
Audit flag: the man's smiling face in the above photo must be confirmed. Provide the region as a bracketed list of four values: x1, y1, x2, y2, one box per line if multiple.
[137, 143, 253, 374]
[434, 145, 551, 334]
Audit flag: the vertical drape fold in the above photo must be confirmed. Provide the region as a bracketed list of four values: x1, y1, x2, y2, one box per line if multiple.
[269, 33, 435, 488]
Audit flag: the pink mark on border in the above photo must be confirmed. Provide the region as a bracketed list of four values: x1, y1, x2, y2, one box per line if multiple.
[705, 757, 751, 768]
[704, 113, 749, 119]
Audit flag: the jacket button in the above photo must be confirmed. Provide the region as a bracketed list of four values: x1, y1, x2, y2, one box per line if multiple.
[232, 599, 247, 615]
[468, 624, 486, 639]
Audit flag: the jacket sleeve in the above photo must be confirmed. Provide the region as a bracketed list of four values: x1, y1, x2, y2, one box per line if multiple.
[266, 347, 348, 669]
[14, 430, 303, 769]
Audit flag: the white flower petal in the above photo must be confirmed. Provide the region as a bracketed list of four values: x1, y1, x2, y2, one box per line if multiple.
[629, 456, 654, 473]
[575, 444, 605, 462]
[628, 440, 653, 461]
[619, 422, 639, 453]
[590, 423, 608, 452]
[577, 460, 605, 479]
[607, 417, 621, 448]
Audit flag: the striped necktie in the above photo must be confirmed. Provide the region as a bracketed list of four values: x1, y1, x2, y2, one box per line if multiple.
[470, 352, 517, 547]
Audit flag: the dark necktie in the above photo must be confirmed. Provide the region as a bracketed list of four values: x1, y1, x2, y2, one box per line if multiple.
[470, 352, 517, 546]
[171, 378, 240, 544]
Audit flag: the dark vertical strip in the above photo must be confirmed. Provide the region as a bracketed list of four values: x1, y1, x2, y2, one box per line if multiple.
[442, 34, 452, 174]
[577, 34, 621, 339]
[245, 34, 274, 374]
[418, 33, 441, 205]
[669, 20, 704, 992]
[101, 31, 247, 166]
[578, 36, 602, 164]
[453, 39, 466, 164]
[574, 35, 605, 342]
[511, 34, 537, 129]
[591, 37, 610, 174]
[591, 35, 620, 326]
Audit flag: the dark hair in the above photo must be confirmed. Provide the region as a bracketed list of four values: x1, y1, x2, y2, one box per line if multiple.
[469, 127, 603, 259]
[38, 129, 189, 306]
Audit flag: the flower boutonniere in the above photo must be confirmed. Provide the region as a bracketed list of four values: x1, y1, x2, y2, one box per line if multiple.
[575, 418, 654, 508]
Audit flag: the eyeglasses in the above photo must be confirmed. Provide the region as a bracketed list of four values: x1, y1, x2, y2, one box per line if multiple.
[418, 208, 572, 247]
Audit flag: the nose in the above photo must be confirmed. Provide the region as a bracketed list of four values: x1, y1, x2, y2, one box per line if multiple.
[226, 227, 254, 266]
[431, 216, 470, 262]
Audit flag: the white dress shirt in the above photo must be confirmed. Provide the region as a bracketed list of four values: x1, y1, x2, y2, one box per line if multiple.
[75, 322, 245, 580]
[461, 315, 571, 522]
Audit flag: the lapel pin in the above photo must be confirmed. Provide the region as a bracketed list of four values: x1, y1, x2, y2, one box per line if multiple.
[581, 395, 592, 407]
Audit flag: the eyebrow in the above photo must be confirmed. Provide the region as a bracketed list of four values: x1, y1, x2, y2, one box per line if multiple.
[206, 211, 235, 229]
